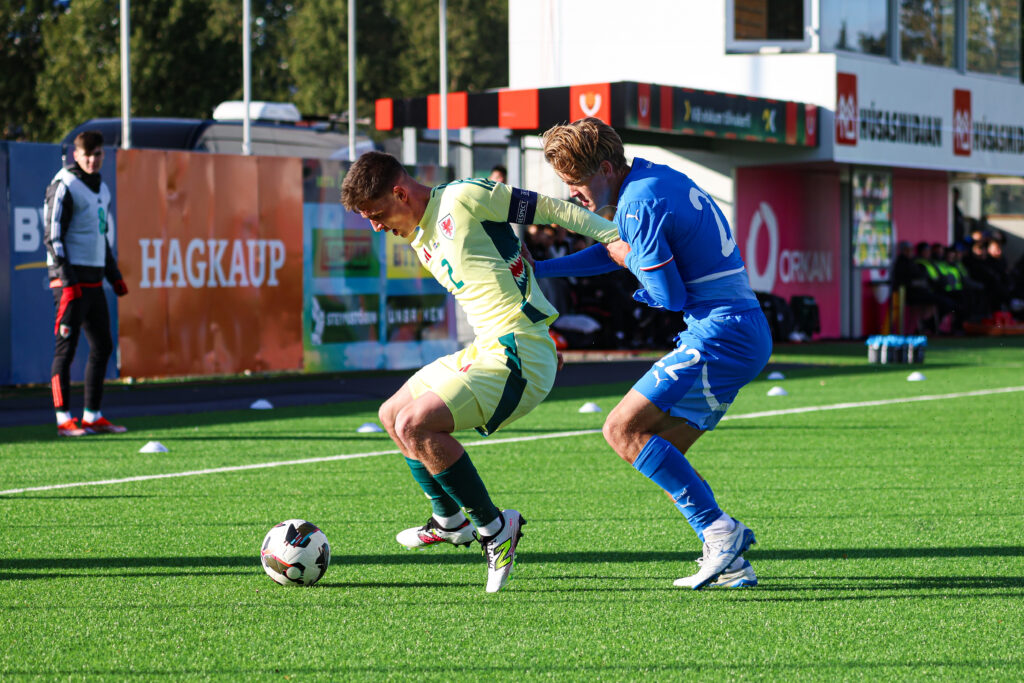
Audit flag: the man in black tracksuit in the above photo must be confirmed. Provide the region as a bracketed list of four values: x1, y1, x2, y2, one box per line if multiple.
[43, 131, 129, 436]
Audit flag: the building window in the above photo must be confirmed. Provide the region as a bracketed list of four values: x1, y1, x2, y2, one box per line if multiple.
[901, 0, 956, 67]
[820, 0, 889, 56]
[967, 0, 1021, 79]
[727, 0, 811, 51]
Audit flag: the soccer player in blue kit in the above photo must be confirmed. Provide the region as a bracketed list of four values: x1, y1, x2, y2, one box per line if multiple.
[536, 118, 772, 589]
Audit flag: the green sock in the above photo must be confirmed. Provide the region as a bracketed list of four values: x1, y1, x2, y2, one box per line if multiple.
[404, 457, 461, 517]
[433, 452, 500, 529]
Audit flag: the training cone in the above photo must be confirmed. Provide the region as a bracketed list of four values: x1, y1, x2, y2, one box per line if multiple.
[357, 422, 384, 433]
[139, 441, 168, 453]
[907, 371, 926, 382]
[767, 371, 785, 380]
[767, 386, 788, 397]
[578, 401, 602, 413]
[250, 399, 274, 410]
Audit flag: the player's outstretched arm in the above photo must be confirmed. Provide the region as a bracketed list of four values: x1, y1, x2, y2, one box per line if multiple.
[533, 243, 619, 279]
[534, 194, 619, 244]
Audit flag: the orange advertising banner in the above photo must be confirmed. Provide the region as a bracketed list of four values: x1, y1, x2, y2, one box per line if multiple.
[116, 150, 303, 377]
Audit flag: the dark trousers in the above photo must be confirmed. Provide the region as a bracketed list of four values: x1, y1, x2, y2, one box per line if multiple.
[51, 284, 113, 413]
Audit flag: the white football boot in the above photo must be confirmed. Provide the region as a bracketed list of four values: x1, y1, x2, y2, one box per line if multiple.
[686, 520, 756, 591]
[396, 516, 475, 549]
[478, 510, 526, 593]
[673, 555, 758, 588]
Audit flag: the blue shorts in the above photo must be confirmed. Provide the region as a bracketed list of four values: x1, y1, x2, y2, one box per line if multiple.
[632, 309, 772, 431]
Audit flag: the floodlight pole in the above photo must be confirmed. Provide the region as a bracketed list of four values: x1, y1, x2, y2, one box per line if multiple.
[120, 0, 131, 149]
[348, 0, 357, 160]
[439, 0, 448, 171]
[242, 0, 252, 155]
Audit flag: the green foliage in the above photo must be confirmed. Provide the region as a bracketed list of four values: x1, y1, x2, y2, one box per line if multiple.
[391, 0, 509, 95]
[0, 1, 67, 140]
[287, 0, 403, 117]
[5, 0, 508, 143]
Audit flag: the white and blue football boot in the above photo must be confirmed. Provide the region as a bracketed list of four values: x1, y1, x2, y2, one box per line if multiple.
[686, 520, 756, 590]
[673, 555, 758, 589]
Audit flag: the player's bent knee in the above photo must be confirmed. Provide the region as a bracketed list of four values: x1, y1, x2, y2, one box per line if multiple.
[392, 408, 420, 446]
[378, 401, 397, 431]
[601, 414, 634, 460]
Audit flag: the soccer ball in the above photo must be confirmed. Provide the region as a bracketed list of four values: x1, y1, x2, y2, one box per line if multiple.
[260, 519, 331, 587]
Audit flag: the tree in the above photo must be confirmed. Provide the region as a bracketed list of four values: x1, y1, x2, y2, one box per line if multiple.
[287, 0, 403, 117]
[389, 0, 509, 96]
[9, 0, 509, 143]
[0, 1, 69, 140]
[31, 0, 299, 143]
[286, 0, 508, 119]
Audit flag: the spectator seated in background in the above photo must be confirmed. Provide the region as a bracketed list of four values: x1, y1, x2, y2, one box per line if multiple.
[964, 238, 1012, 317]
[906, 241, 954, 333]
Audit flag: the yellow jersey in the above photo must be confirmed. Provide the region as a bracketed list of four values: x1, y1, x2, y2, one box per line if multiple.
[408, 179, 618, 340]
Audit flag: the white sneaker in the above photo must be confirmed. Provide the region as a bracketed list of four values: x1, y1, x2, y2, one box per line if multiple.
[686, 520, 756, 591]
[479, 510, 526, 593]
[673, 556, 758, 588]
[396, 516, 475, 549]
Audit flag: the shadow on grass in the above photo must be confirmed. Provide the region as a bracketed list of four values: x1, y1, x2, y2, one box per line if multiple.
[760, 575, 1024, 590]
[4, 545, 1023, 575]
[0, 570, 256, 581]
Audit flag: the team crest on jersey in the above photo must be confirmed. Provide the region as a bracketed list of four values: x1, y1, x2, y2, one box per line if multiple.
[508, 252, 528, 295]
[59, 324, 71, 339]
[438, 214, 455, 240]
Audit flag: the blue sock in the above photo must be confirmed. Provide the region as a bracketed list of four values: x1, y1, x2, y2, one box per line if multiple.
[632, 435, 723, 539]
[694, 479, 718, 542]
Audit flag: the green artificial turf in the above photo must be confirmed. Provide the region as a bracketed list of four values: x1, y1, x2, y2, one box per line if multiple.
[1, 338, 1022, 680]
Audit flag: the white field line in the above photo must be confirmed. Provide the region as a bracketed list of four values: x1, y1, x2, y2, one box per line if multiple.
[2, 386, 1023, 497]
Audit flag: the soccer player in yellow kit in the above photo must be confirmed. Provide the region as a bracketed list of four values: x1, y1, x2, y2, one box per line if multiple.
[341, 152, 618, 592]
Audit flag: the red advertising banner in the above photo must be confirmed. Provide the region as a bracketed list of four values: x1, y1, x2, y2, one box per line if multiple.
[116, 150, 303, 377]
[735, 167, 842, 338]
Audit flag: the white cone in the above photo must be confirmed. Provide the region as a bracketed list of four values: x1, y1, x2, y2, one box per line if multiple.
[578, 401, 602, 413]
[357, 422, 384, 433]
[907, 371, 926, 382]
[767, 386, 788, 396]
[139, 441, 168, 453]
[250, 399, 274, 410]
[767, 371, 785, 380]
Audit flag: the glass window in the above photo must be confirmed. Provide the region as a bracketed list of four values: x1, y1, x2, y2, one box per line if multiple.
[901, 0, 956, 67]
[820, 0, 889, 56]
[967, 0, 1021, 79]
[733, 0, 806, 40]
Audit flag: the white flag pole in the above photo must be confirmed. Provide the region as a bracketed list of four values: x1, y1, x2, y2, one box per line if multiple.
[120, 0, 131, 149]
[348, 0, 357, 160]
[242, 0, 252, 155]
[439, 0, 448, 172]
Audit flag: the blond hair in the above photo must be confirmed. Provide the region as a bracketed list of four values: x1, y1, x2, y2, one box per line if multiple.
[541, 118, 627, 184]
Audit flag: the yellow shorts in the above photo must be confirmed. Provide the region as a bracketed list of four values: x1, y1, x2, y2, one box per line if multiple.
[408, 327, 557, 435]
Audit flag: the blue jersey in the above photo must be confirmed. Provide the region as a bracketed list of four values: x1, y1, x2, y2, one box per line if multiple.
[616, 158, 758, 320]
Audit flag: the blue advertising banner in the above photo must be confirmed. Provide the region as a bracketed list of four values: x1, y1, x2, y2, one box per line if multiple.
[6, 142, 119, 386]
[301, 159, 457, 371]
